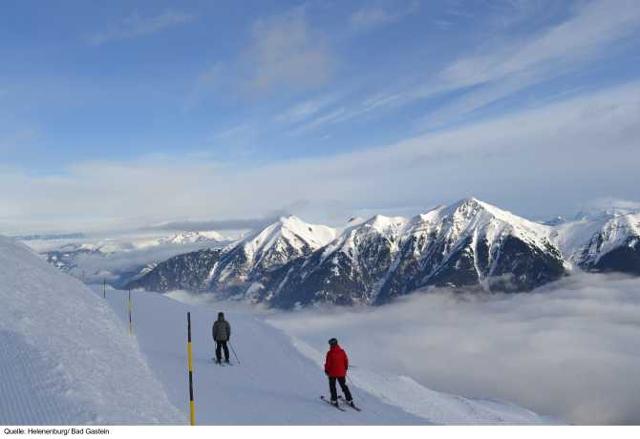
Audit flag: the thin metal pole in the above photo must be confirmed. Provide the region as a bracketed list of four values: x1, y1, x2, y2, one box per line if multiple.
[229, 341, 240, 365]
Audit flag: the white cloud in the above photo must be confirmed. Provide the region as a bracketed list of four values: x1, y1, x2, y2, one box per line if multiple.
[268, 273, 640, 424]
[416, 0, 640, 124]
[584, 197, 640, 212]
[327, 0, 640, 131]
[247, 9, 333, 92]
[440, 0, 640, 89]
[349, 1, 419, 32]
[0, 81, 639, 233]
[89, 10, 194, 45]
[274, 94, 342, 125]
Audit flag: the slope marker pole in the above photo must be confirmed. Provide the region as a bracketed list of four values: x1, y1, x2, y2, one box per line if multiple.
[187, 312, 196, 425]
[128, 289, 132, 335]
[103, 278, 106, 299]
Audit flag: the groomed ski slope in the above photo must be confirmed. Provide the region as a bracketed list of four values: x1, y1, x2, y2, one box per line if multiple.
[0, 236, 183, 424]
[105, 288, 547, 424]
[0, 234, 546, 425]
[103, 289, 422, 424]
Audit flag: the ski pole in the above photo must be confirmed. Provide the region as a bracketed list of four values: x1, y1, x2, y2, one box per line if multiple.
[228, 341, 240, 365]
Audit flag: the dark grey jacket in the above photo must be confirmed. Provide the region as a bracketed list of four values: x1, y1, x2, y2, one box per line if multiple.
[212, 318, 231, 342]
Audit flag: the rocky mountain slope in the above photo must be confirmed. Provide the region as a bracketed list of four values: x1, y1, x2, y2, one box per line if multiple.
[125, 198, 640, 308]
[267, 198, 566, 308]
[554, 209, 640, 274]
[125, 216, 337, 297]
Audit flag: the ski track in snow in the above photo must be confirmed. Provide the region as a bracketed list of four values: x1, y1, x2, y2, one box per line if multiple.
[277, 332, 547, 425]
[0, 236, 183, 425]
[0, 234, 547, 425]
[0, 330, 89, 424]
[103, 289, 425, 425]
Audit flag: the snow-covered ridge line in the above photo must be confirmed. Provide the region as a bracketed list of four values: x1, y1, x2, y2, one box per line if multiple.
[123, 197, 640, 308]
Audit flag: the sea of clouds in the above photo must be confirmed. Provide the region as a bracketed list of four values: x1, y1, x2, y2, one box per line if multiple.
[268, 273, 640, 424]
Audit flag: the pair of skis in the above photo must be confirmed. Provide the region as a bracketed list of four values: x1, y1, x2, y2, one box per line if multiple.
[320, 395, 362, 411]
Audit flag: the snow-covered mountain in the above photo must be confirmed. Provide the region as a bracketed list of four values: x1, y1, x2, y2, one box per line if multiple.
[156, 230, 228, 246]
[126, 216, 338, 297]
[554, 209, 640, 274]
[128, 199, 573, 307]
[31, 230, 230, 287]
[267, 198, 566, 308]
[39, 230, 228, 258]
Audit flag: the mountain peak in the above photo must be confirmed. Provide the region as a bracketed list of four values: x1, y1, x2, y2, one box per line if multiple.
[241, 215, 337, 259]
[276, 215, 307, 229]
[364, 214, 408, 231]
[449, 196, 494, 211]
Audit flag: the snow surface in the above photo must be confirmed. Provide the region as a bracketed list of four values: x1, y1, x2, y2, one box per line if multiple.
[321, 198, 556, 262]
[554, 211, 640, 266]
[213, 215, 338, 284]
[238, 215, 337, 261]
[0, 236, 183, 424]
[0, 233, 547, 425]
[117, 289, 546, 425]
[278, 334, 547, 425]
[105, 290, 422, 424]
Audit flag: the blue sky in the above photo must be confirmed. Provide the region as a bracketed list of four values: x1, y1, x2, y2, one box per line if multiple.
[1, 0, 640, 232]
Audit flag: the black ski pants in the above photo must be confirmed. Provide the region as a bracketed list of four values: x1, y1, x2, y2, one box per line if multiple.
[215, 340, 229, 362]
[329, 376, 352, 402]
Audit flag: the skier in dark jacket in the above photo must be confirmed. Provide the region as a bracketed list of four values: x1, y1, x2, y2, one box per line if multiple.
[212, 312, 231, 363]
[324, 338, 353, 406]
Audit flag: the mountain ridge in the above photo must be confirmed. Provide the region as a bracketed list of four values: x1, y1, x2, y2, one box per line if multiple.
[123, 197, 640, 308]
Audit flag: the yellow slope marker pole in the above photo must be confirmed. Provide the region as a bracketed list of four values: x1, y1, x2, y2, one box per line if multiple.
[187, 312, 196, 425]
[128, 289, 132, 335]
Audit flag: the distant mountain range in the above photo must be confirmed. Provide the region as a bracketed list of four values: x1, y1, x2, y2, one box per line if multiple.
[38, 231, 230, 287]
[125, 198, 640, 308]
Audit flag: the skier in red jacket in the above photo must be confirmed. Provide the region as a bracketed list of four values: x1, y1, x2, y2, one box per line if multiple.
[324, 338, 354, 406]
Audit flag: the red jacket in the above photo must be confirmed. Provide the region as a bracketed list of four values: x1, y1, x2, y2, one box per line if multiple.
[325, 344, 349, 378]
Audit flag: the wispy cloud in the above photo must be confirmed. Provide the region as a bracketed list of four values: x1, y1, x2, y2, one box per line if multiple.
[1, 81, 639, 233]
[186, 7, 334, 106]
[184, 62, 224, 110]
[300, 0, 640, 133]
[148, 215, 285, 233]
[274, 94, 342, 125]
[349, 1, 419, 32]
[584, 197, 640, 212]
[415, 0, 640, 127]
[439, 0, 640, 89]
[246, 8, 334, 92]
[89, 10, 195, 45]
[281, 88, 411, 136]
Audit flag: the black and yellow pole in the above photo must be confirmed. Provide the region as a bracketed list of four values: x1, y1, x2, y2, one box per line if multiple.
[187, 312, 196, 425]
[128, 289, 132, 335]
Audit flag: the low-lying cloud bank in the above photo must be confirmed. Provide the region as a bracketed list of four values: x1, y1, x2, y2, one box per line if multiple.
[268, 273, 640, 424]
